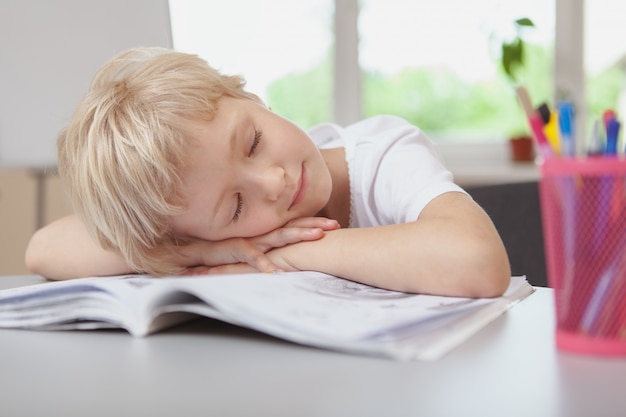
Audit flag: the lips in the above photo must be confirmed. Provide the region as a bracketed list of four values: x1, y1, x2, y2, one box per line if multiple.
[289, 164, 307, 210]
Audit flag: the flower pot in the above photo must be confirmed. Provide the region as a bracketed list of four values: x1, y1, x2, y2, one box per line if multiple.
[509, 135, 534, 162]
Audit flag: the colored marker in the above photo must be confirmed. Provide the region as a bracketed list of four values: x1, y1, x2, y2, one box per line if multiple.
[603, 109, 616, 130]
[543, 111, 561, 155]
[537, 102, 551, 124]
[529, 113, 554, 159]
[558, 101, 575, 157]
[580, 261, 616, 334]
[605, 118, 621, 155]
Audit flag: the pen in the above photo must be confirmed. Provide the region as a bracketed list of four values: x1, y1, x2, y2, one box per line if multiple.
[587, 119, 604, 156]
[544, 111, 560, 156]
[554, 172, 579, 330]
[537, 102, 551, 125]
[515, 86, 554, 159]
[515, 86, 534, 120]
[558, 101, 575, 157]
[605, 118, 621, 155]
[590, 248, 626, 337]
[580, 260, 616, 334]
[529, 113, 554, 159]
[603, 109, 616, 130]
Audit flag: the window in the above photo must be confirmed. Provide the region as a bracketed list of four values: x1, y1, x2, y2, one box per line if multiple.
[359, 0, 555, 142]
[168, 0, 618, 184]
[585, 0, 626, 125]
[168, 0, 334, 129]
[170, 0, 556, 141]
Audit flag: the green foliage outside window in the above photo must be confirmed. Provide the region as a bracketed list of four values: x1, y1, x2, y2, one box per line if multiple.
[588, 66, 623, 119]
[266, 58, 333, 128]
[266, 46, 621, 141]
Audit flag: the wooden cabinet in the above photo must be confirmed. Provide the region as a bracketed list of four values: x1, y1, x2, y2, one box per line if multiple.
[0, 169, 72, 275]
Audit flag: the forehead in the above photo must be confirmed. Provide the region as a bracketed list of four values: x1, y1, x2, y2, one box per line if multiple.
[179, 99, 242, 160]
[180, 95, 257, 141]
[170, 99, 246, 237]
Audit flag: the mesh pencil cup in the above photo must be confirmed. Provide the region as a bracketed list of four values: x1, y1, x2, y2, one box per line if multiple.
[539, 157, 626, 356]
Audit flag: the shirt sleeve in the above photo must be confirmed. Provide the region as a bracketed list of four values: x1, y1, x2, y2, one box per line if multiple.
[345, 116, 467, 226]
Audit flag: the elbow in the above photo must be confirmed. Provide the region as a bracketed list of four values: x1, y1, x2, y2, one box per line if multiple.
[435, 230, 511, 298]
[24, 232, 40, 273]
[24, 230, 48, 278]
[466, 237, 511, 298]
[475, 264, 511, 298]
[24, 229, 62, 280]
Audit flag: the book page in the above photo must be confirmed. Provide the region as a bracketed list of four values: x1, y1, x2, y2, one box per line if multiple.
[169, 272, 493, 339]
[0, 272, 534, 360]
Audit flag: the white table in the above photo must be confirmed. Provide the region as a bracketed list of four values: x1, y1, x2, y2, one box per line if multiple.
[1, 275, 625, 417]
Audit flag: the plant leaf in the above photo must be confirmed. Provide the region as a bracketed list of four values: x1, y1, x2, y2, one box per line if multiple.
[515, 18, 535, 27]
[502, 39, 524, 80]
[502, 44, 514, 78]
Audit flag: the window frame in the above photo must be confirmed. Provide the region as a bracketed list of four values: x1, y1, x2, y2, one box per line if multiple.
[334, 0, 585, 185]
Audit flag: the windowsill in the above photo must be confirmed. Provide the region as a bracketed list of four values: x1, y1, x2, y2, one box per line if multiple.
[436, 141, 540, 187]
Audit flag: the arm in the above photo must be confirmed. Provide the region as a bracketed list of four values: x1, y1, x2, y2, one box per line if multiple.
[25, 215, 340, 280]
[259, 192, 510, 298]
[25, 215, 132, 279]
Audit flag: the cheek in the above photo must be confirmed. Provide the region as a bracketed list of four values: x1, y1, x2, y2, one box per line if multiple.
[169, 211, 208, 240]
[169, 191, 220, 239]
[228, 210, 291, 239]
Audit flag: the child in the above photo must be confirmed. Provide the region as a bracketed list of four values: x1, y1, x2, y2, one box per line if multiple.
[25, 47, 510, 297]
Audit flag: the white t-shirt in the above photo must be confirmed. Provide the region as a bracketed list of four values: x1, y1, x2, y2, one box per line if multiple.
[308, 115, 467, 228]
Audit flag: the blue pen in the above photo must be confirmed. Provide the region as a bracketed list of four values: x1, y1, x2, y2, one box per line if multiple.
[580, 260, 616, 334]
[605, 118, 621, 155]
[558, 101, 575, 157]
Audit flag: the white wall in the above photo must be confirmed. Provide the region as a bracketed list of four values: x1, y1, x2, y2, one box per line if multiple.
[0, 0, 172, 168]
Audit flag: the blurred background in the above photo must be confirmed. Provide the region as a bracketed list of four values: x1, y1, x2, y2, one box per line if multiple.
[1, 0, 624, 275]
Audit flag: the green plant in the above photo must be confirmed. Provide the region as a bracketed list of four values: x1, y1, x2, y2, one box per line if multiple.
[499, 17, 535, 83]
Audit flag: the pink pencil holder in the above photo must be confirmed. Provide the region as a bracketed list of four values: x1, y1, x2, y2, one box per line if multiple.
[540, 157, 626, 356]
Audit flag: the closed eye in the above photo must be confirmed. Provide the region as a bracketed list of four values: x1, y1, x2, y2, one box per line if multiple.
[233, 193, 243, 222]
[248, 129, 262, 157]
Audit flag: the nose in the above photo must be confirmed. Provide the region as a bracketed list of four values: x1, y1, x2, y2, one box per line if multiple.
[247, 165, 286, 202]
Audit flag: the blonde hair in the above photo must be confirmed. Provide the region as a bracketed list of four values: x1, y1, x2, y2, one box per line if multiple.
[58, 47, 255, 275]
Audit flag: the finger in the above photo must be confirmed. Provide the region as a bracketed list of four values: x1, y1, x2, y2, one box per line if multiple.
[206, 263, 258, 275]
[232, 243, 284, 273]
[179, 266, 212, 276]
[252, 227, 326, 252]
[176, 238, 282, 273]
[284, 217, 340, 230]
[170, 239, 254, 269]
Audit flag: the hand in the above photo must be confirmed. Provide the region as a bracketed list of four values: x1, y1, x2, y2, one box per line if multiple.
[174, 217, 340, 275]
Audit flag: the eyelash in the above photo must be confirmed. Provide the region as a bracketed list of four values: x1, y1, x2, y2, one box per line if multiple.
[248, 129, 262, 157]
[234, 129, 262, 222]
[233, 193, 243, 222]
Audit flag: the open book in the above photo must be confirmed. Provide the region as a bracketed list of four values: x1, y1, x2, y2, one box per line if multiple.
[0, 272, 534, 361]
